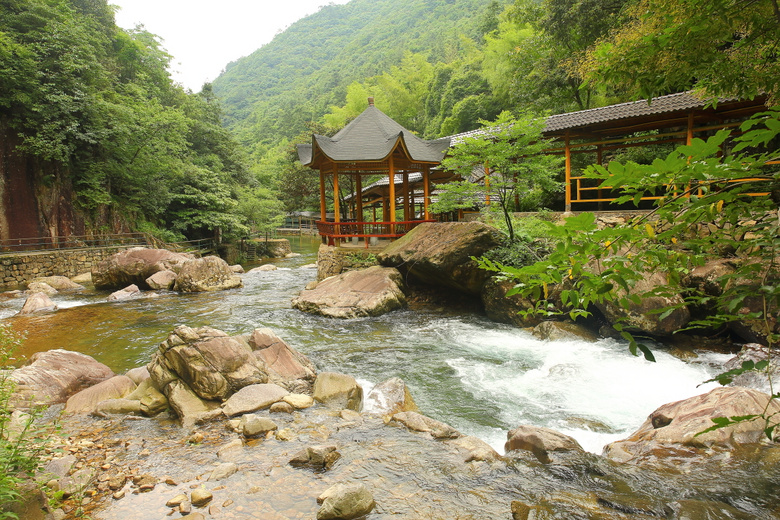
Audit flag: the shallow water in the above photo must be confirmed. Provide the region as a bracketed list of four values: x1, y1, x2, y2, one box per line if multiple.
[0, 235, 734, 455]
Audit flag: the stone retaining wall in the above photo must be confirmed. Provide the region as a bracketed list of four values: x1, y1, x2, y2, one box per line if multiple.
[0, 247, 133, 287]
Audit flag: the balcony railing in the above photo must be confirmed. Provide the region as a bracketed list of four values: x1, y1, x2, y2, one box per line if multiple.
[316, 219, 434, 242]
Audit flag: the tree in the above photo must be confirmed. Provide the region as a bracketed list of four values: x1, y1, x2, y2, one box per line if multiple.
[436, 111, 563, 241]
[578, 0, 780, 102]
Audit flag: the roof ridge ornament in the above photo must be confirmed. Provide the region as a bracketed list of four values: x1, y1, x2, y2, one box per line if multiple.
[368, 97, 374, 107]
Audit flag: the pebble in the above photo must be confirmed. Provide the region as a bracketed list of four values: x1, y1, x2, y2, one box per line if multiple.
[112, 490, 125, 500]
[188, 432, 205, 444]
[191, 488, 213, 507]
[166, 494, 188, 507]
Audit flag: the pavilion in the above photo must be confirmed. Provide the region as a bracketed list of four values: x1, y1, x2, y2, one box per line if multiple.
[297, 98, 450, 246]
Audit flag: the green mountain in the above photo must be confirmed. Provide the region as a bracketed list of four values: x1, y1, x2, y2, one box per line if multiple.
[212, 0, 505, 154]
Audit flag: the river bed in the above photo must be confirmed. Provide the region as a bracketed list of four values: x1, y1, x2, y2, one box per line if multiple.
[1, 236, 733, 456]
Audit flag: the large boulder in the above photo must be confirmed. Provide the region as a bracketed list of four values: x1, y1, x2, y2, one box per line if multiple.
[723, 343, 780, 394]
[30, 276, 84, 292]
[148, 326, 267, 402]
[107, 284, 141, 301]
[481, 277, 543, 327]
[145, 270, 177, 290]
[604, 387, 780, 463]
[317, 482, 375, 520]
[17, 292, 57, 315]
[378, 221, 504, 295]
[92, 247, 192, 290]
[292, 266, 406, 319]
[245, 328, 317, 393]
[9, 350, 114, 409]
[593, 270, 690, 337]
[505, 425, 584, 463]
[64, 375, 137, 414]
[173, 256, 243, 293]
[313, 372, 363, 411]
[364, 377, 418, 418]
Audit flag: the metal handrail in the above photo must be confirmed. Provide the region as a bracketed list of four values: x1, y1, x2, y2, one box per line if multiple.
[0, 233, 150, 254]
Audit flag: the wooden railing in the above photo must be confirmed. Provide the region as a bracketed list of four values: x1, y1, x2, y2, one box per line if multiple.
[316, 219, 434, 241]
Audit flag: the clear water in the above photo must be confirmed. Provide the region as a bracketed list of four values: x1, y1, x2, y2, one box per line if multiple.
[0, 235, 732, 455]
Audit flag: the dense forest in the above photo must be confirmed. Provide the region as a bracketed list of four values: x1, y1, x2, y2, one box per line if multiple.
[1, 0, 776, 241]
[0, 0, 278, 242]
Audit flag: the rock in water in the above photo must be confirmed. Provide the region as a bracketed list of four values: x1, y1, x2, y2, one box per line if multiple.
[18, 292, 57, 315]
[313, 372, 363, 411]
[9, 350, 114, 409]
[378, 221, 504, 295]
[316, 482, 375, 520]
[505, 425, 584, 463]
[92, 247, 192, 290]
[604, 386, 780, 463]
[65, 375, 137, 414]
[173, 256, 243, 292]
[291, 265, 406, 318]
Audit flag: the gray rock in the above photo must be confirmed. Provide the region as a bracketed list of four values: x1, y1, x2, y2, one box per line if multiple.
[240, 414, 278, 437]
[27, 281, 57, 296]
[216, 438, 244, 462]
[107, 284, 141, 301]
[378, 221, 504, 295]
[92, 247, 192, 290]
[125, 366, 150, 385]
[230, 264, 245, 273]
[448, 435, 501, 462]
[313, 372, 363, 411]
[18, 292, 57, 315]
[532, 321, 597, 342]
[316, 482, 375, 520]
[365, 377, 418, 417]
[93, 398, 142, 416]
[604, 386, 780, 463]
[391, 411, 460, 439]
[9, 350, 114, 409]
[269, 401, 294, 414]
[190, 488, 213, 507]
[222, 383, 289, 417]
[145, 270, 177, 290]
[247, 328, 316, 392]
[505, 425, 584, 463]
[37, 455, 77, 483]
[59, 468, 95, 497]
[208, 462, 238, 482]
[31, 276, 84, 291]
[292, 265, 406, 319]
[65, 375, 137, 414]
[173, 256, 242, 292]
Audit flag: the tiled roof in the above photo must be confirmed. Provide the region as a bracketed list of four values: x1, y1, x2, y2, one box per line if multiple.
[298, 104, 450, 165]
[543, 92, 722, 133]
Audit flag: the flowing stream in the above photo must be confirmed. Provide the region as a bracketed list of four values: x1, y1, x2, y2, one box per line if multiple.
[1, 236, 731, 455]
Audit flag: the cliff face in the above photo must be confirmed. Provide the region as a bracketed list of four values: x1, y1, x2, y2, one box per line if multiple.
[0, 126, 121, 241]
[0, 130, 83, 240]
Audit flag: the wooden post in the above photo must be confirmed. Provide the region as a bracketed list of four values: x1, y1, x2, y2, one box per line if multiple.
[423, 165, 431, 220]
[564, 131, 572, 212]
[333, 163, 340, 246]
[596, 144, 603, 207]
[388, 157, 396, 235]
[319, 170, 327, 222]
[356, 173, 364, 240]
[402, 171, 410, 221]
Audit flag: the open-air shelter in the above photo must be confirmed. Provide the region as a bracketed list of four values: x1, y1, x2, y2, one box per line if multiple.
[297, 98, 450, 246]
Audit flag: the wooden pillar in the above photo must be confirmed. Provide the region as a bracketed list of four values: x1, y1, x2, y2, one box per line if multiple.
[423, 165, 431, 220]
[596, 144, 604, 207]
[402, 171, 410, 221]
[686, 111, 694, 146]
[388, 157, 396, 234]
[333, 163, 340, 246]
[319, 170, 327, 222]
[564, 131, 572, 212]
[356, 173, 364, 237]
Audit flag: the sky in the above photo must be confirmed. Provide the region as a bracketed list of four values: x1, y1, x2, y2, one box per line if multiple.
[111, 0, 351, 91]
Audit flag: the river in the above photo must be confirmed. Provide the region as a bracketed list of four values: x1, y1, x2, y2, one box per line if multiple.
[1, 236, 732, 456]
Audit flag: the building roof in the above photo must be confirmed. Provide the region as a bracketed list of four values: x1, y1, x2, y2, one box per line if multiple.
[298, 102, 451, 166]
[447, 92, 767, 142]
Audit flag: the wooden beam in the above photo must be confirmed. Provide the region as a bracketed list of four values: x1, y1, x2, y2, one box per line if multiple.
[402, 171, 410, 221]
[423, 165, 431, 220]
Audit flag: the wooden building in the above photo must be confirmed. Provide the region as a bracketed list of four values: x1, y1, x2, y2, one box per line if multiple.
[297, 98, 450, 245]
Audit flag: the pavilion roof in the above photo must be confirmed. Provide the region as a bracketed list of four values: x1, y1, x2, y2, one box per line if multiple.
[298, 102, 451, 166]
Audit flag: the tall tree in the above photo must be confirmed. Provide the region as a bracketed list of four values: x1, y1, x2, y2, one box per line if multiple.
[578, 0, 780, 102]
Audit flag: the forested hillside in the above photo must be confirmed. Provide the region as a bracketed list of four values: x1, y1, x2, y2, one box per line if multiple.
[213, 0, 629, 211]
[213, 0, 509, 154]
[0, 0, 278, 242]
